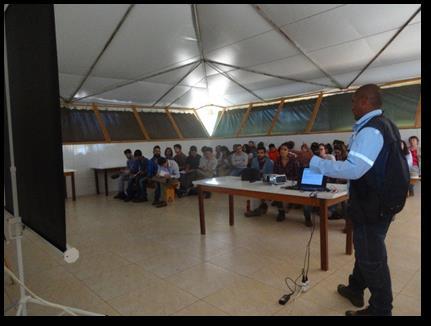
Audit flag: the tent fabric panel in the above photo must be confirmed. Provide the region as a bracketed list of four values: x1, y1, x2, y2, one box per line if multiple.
[272, 98, 315, 134]
[212, 108, 246, 137]
[313, 93, 355, 132]
[139, 112, 179, 139]
[99, 110, 144, 141]
[61, 108, 105, 142]
[240, 105, 277, 136]
[171, 113, 208, 138]
[381, 84, 420, 128]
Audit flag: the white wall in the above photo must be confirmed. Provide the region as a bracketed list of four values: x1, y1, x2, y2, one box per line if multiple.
[63, 128, 421, 197]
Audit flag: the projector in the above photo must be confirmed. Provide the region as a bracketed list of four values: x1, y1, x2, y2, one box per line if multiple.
[263, 174, 287, 185]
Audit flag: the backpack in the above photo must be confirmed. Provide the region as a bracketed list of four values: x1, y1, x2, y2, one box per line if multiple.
[360, 115, 410, 216]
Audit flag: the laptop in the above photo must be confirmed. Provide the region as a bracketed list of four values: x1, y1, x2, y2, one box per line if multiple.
[297, 167, 328, 191]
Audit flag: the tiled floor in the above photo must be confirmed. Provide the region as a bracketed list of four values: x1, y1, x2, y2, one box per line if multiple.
[4, 184, 421, 316]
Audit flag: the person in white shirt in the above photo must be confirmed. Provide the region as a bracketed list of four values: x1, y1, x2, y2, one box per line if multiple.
[230, 144, 249, 176]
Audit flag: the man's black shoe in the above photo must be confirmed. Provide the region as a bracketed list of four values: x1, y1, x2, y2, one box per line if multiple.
[152, 200, 161, 206]
[132, 197, 148, 202]
[111, 174, 120, 179]
[337, 284, 364, 308]
[345, 306, 376, 316]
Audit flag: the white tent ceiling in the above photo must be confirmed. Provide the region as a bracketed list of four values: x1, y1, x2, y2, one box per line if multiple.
[55, 4, 421, 109]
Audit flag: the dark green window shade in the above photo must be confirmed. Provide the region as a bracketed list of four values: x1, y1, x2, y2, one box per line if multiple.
[99, 110, 144, 141]
[381, 84, 420, 128]
[313, 93, 355, 132]
[212, 108, 246, 138]
[272, 98, 314, 134]
[61, 108, 105, 142]
[171, 112, 208, 138]
[139, 112, 178, 139]
[240, 105, 277, 136]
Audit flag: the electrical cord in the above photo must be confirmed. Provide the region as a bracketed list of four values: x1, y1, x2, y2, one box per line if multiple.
[279, 204, 317, 305]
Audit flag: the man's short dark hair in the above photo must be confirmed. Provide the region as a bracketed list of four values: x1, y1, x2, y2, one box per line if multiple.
[269, 143, 276, 149]
[204, 147, 213, 153]
[153, 145, 161, 151]
[286, 141, 295, 150]
[124, 149, 132, 155]
[134, 150, 142, 157]
[310, 142, 320, 153]
[190, 145, 197, 152]
[174, 144, 182, 150]
[408, 136, 419, 142]
[158, 157, 167, 165]
[257, 146, 266, 153]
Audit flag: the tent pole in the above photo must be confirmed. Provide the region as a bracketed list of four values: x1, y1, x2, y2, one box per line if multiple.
[68, 4, 136, 101]
[74, 59, 201, 102]
[251, 4, 343, 89]
[207, 62, 265, 102]
[345, 6, 421, 88]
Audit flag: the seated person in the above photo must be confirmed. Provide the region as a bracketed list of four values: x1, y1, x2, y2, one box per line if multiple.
[268, 143, 279, 161]
[178, 145, 201, 195]
[165, 147, 174, 160]
[196, 146, 218, 198]
[124, 150, 152, 202]
[216, 146, 232, 177]
[230, 144, 249, 176]
[152, 157, 180, 208]
[173, 144, 187, 172]
[244, 146, 274, 218]
[114, 148, 134, 199]
[319, 143, 336, 161]
[151, 145, 162, 166]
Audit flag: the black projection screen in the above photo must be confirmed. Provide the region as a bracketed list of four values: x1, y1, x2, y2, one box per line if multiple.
[4, 4, 66, 252]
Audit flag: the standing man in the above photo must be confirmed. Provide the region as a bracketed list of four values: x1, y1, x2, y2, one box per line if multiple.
[309, 84, 409, 316]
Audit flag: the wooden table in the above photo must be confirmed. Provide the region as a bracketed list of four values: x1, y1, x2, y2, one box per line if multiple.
[193, 176, 352, 271]
[64, 169, 77, 201]
[92, 166, 125, 196]
[410, 176, 421, 185]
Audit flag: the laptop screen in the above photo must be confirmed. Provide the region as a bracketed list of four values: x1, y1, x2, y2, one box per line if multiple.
[301, 168, 324, 186]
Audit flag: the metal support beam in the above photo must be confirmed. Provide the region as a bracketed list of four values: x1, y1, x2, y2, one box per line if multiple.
[345, 6, 421, 88]
[68, 4, 136, 101]
[267, 99, 285, 135]
[191, 4, 209, 93]
[206, 59, 334, 89]
[74, 59, 201, 102]
[305, 92, 324, 133]
[252, 4, 343, 89]
[207, 62, 265, 102]
[151, 61, 201, 107]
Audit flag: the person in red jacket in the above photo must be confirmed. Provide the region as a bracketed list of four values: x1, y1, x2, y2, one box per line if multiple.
[268, 143, 279, 162]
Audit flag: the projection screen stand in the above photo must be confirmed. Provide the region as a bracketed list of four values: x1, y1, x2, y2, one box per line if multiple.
[4, 4, 103, 316]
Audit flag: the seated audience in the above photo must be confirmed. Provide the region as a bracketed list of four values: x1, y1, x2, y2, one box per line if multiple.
[197, 147, 218, 198]
[401, 140, 413, 169]
[318, 143, 336, 161]
[244, 146, 274, 218]
[114, 149, 134, 199]
[216, 146, 232, 177]
[124, 150, 153, 202]
[178, 145, 201, 195]
[408, 135, 421, 196]
[151, 145, 162, 166]
[164, 147, 174, 160]
[248, 141, 258, 159]
[230, 144, 249, 176]
[333, 143, 348, 161]
[310, 142, 320, 156]
[173, 144, 187, 171]
[268, 143, 279, 162]
[292, 143, 313, 168]
[153, 157, 180, 208]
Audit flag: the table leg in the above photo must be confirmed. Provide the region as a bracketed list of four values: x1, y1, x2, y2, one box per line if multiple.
[104, 170, 108, 196]
[229, 195, 234, 226]
[198, 186, 206, 235]
[71, 172, 76, 201]
[345, 217, 353, 255]
[94, 170, 100, 195]
[319, 200, 329, 271]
